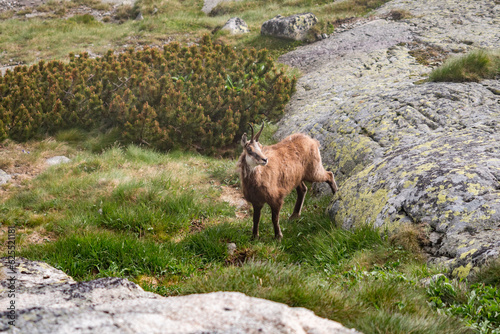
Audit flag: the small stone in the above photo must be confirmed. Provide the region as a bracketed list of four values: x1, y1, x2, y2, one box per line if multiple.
[227, 243, 237, 256]
[46, 156, 71, 166]
[221, 17, 250, 35]
[0, 169, 11, 185]
[429, 232, 442, 244]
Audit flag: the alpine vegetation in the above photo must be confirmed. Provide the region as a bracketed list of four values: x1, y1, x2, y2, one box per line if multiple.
[0, 35, 296, 154]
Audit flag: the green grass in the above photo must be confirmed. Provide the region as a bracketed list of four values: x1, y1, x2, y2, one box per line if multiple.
[1, 143, 233, 239]
[0, 0, 391, 65]
[428, 275, 500, 333]
[21, 230, 198, 279]
[470, 258, 500, 289]
[428, 49, 500, 82]
[1, 130, 498, 333]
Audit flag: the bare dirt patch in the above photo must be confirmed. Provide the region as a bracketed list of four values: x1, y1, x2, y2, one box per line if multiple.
[406, 41, 449, 66]
[225, 246, 255, 266]
[189, 218, 207, 234]
[220, 185, 248, 219]
[20, 228, 57, 245]
[0, 226, 56, 253]
[0, 140, 73, 193]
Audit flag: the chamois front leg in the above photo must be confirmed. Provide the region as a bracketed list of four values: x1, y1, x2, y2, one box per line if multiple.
[271, 201, 284, 240]
[290, 182, 307, 220]
[252, 204, 263, 239]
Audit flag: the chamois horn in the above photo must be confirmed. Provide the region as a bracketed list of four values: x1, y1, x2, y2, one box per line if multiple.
[248, 123, 255, 142]
[255, 123, 264, 142]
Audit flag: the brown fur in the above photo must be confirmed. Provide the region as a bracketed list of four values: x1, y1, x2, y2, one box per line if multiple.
[238, 130, 338, 239]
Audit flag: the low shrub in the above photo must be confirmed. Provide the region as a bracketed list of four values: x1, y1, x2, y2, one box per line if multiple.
[428, 275, 500, 333]
[0, 35, 296, 154]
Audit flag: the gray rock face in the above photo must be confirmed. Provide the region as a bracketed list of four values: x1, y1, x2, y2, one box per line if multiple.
[0, 258, 358, 334]
[222, 17, 250, 34]
[0, 169, 11, 185]
[275, 0, 500, 278]
[261, 13, 318, 41]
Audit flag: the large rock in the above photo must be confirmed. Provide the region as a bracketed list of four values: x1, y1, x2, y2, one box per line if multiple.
[0, 258, 358, 334]
[261, 13, 318, 41]
[275, 0, 500, 278]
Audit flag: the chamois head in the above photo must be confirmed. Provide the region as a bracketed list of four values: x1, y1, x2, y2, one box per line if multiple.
[241, 123, 268, 168]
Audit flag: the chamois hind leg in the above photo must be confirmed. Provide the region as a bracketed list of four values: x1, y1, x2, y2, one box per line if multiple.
[271, 201, 284, 240]
[290, 182, 307, 220]
[325, 171, 338, 195]
[252, 204, 263, 239]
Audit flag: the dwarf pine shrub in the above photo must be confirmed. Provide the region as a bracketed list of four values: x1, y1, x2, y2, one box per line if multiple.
[0, 35, 296, 154]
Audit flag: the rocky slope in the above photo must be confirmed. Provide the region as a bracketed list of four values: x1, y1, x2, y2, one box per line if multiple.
[0, 258, 357, 334]
[276, 0, 500, 277]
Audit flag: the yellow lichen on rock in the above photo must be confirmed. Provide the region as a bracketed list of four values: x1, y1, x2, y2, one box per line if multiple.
[459, 248, 477, 259]
[452, 262, 473, 279]
[467, 183, 483, 196]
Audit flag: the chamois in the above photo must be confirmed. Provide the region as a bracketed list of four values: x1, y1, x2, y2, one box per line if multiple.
[238, 123, 338, 239]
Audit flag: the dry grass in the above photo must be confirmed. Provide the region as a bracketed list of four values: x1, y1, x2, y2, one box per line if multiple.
[389, 223, 430, 256]
[0, 139, 75, 191]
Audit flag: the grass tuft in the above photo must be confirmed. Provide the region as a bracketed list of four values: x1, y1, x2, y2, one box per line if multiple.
[427, 275, 500, 333]
[389, 223, 429, 258]
[470, 258, 500, 289]
[428, 49, 500, 82]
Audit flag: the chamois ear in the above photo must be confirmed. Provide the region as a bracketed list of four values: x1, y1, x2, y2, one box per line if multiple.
[255, 123, 265, 142]
[241, 133, 248, 147]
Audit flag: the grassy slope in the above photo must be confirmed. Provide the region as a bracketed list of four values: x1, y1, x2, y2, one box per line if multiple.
[1, 130, 495, 333]
[1, 0, 500, 333]
[1, 0, 388, 65]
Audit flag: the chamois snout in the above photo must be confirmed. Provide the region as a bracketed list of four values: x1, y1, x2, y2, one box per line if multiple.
[241, 123, 268, 167]
[254, 156, 268, 166]
[243, 143, 268, 167]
